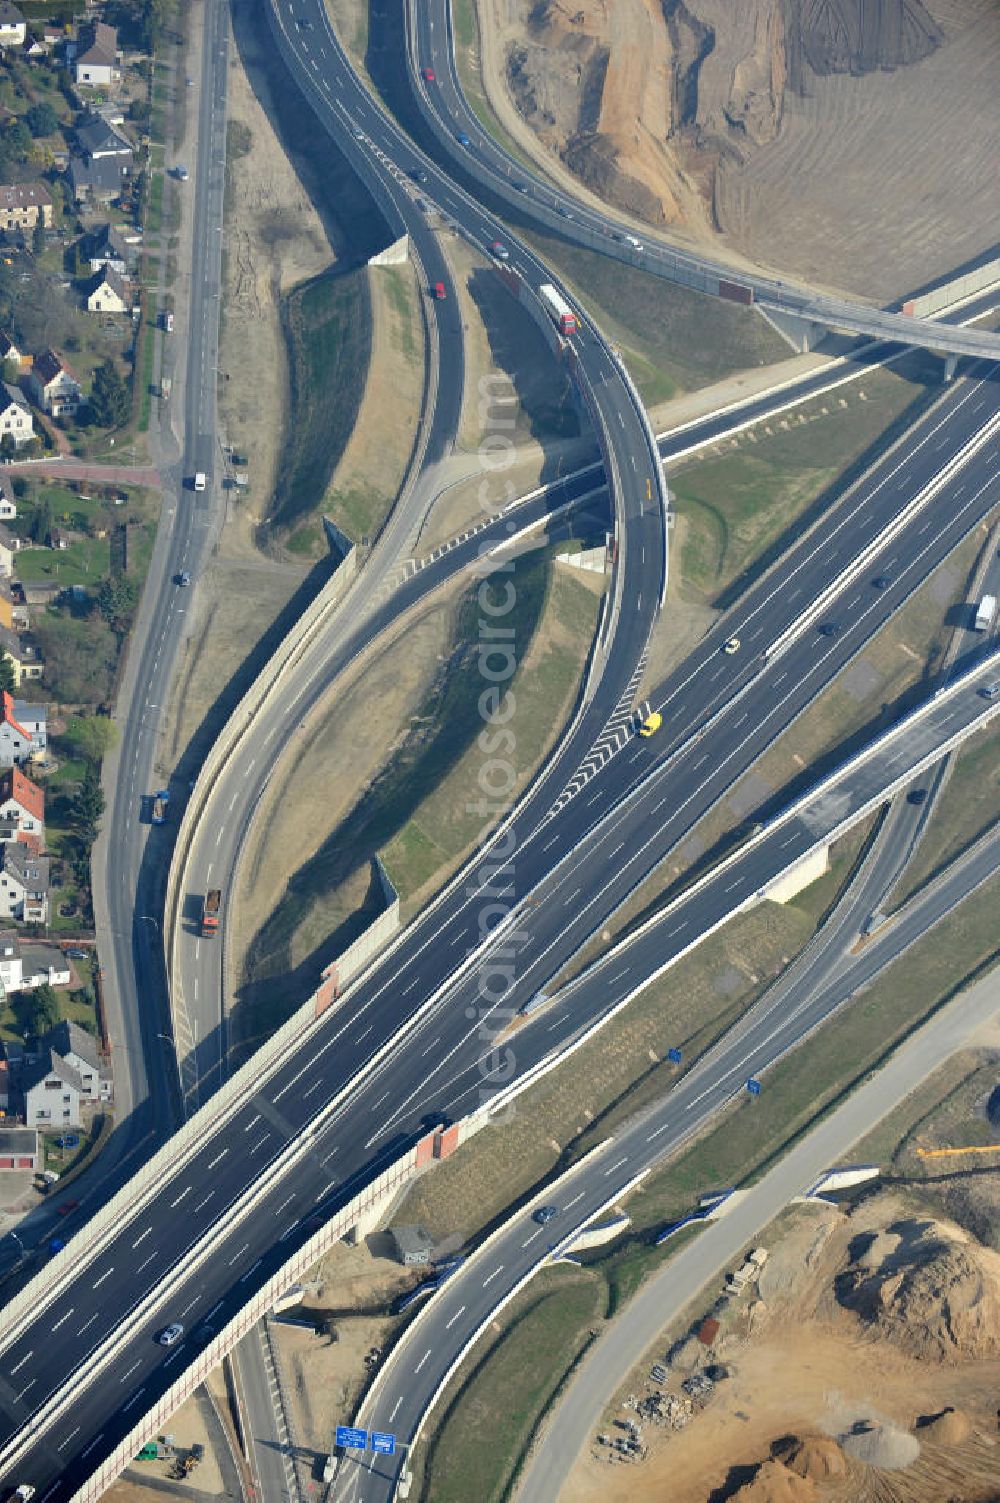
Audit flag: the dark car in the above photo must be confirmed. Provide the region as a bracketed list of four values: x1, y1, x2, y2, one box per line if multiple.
[456, 132, 471, 147]
[533, 1205, 559, 1226]
[818, 621, 841, 637]
[64, 948, 87, 959]
[513, 181, 528, 193]
[907, 788, 928, 805]
[410, 168, 429, 184]
[872, 575, 892, 589]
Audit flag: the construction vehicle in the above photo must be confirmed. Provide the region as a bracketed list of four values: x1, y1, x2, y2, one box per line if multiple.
[639, 710, 662, 738]
[201, 889, 221, 937]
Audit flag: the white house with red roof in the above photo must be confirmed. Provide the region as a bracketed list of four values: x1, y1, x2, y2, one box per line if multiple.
[0, 765, 43, 848]
[0, 691, 37, 765]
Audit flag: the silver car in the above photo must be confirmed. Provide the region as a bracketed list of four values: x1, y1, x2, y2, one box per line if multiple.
[158, 1322, 184, 1347]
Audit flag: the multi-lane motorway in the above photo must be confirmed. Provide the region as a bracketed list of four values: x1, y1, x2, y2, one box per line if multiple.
[2, 0, 1000, 1497]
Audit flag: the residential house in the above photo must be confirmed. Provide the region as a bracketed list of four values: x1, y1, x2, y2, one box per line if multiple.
[0, 766, 44, 847]
[0, 331, 25, 370]
[0, 928, 21, 990]
[0, 626, 42, 686]
[0, 575, 15, 629]
[0, 483, 16, 520]
[84, 265, 128, 315]
[0, 693, 33, 764]
[0, 1128, 38, 1171]
[0, 381, 32, 448]
[0, 842, 48, 921]
[80, 222, 129, 275]
[42, 25, 62, 52]
[74, 20, 118, 87]
[10, 697, 45, 759]
[20, 946, 69, 990]
[41, 1021, 103, 1098]
[0, 183, 52, 232]
[0, 523, 21, 577]
[75, 114, 131, 163]
[20, 1049, 80, 1127]
[23, 34, 47, 60]
[0, 3, 25, 50]
[67, 152, 128, 206]
[28, 350, 81, 418]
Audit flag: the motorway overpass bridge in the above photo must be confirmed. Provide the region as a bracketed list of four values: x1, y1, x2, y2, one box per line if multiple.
[0, 641, 998, 1500]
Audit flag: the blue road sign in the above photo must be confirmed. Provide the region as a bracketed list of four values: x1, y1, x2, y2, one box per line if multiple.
[370, 1432, 396, 1456]
[336, 1426, 368, 1451]
[746, 1077, 761, 1096]
[667, 1047, 682, 1064]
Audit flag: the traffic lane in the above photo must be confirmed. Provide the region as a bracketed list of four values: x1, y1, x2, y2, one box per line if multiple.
[95, 428, 1000, 1368]
[8, 645, 994, 1486]
[183, 422, 1000, 1175]
[269, 2, 465, 468]
[177, 353, 995, 1057]
[353, 820, 1000, 1503]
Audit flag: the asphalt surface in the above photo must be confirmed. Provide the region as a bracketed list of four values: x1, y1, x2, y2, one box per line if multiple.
[343, 802, 1000, 1501]
[1, 623, 996, 1498]
[409, 0, 1000, 362]
[2, 5, 999, 1499]
[514, 954, 1000, 1503]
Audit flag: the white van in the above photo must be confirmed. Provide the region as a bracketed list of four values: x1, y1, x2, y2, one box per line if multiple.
[625, 234, 643, 250]
[193, 472, 207, 493]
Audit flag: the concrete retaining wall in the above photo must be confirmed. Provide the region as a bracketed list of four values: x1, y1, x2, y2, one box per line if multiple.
[903, 257, 1000, 318]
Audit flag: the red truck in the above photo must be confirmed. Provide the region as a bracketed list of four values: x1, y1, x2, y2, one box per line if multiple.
[201, 889, 221, 938]
[539, 283, 578, 337]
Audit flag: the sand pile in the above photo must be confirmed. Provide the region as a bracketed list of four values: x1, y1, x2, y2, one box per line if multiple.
[839, 1420, 919, 1469]
[917, 1406, 972, 1445]
[772, 1433, 847, 1481]
[732, 1458, 816, 1501]
[838, 1218, 1000, 1363]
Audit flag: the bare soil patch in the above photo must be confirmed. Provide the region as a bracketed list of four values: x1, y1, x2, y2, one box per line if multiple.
[482, 0, 1000, 300]
[565, 1192, 1000, 1503]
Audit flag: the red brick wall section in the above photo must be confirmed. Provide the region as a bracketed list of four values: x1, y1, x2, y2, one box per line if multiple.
[414, 1132, 436, 1168]
[434, 1124, 460, 1159]
[314, 967, 339, 1015]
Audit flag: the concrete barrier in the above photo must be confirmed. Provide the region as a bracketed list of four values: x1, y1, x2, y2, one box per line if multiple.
[902, 256, 1000, 318]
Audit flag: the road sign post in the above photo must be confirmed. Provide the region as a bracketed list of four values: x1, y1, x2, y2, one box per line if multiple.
[746, 1077, 761, 1096]
[370, 1431, 396, 1456]
[667, 1047, 682, 1064]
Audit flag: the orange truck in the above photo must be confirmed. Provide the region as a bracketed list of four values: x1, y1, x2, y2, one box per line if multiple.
[201, 889, 221, 937]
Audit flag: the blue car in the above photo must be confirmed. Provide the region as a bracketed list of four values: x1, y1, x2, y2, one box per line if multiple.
[456, 132, 471, 147]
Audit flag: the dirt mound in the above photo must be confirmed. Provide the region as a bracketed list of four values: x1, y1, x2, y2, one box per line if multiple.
[503, 0, 942, 233]
[838, 1217, 1000, 1363]
[917, 1406, 972, 1445]
[771, 1433, 847, 1481]
[839, 1419, 919, 1469]
[731, 1458, 816, 1502]
[784, 0, 942, 88]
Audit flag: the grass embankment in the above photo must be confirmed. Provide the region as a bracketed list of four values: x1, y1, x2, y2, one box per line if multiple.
[891, 721, 1000, 908]
[411, 868, 1000, 1499]
[238, 551, 600, 1036]
[271, 267, 373, 540]
[417, 1269, 603, 1503]
[523, 226, 788, 405]
[669, 365, 937, 605]
[322, 262, 425, 545]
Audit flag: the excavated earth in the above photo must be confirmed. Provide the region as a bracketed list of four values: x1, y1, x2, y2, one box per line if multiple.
[495, 0, 1000, 298]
